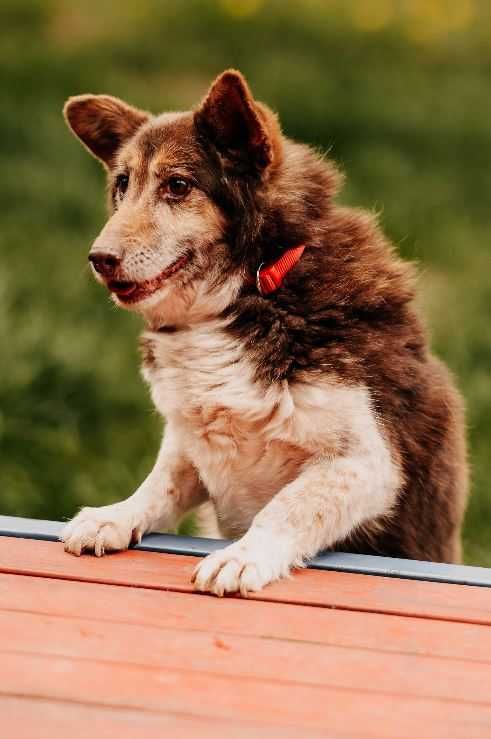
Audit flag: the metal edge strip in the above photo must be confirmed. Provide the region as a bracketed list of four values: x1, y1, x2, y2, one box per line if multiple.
[1, 514, 490, 587]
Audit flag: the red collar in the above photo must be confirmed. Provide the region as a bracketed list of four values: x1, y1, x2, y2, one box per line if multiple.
[249, 245, 306, 295]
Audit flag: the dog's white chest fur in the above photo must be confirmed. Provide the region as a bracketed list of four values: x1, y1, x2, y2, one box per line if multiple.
[141, 320, 394, 538]
[141, 322, 304, 535]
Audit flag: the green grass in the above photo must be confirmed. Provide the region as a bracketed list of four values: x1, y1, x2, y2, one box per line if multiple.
[1, 0, 490, 563]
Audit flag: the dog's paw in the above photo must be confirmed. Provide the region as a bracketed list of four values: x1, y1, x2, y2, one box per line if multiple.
[61, 503, 143, 557]
[191, 533, 292, 597]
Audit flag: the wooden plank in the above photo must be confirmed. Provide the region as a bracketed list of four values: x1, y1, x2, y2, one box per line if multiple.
[0, 696, 308, 739]
[2, 573, 491, 662]
[1, 650, 489, 738]
[2, 537, 491, 624]
[2, 607, 491, 704]
[3, 514, 491, 587]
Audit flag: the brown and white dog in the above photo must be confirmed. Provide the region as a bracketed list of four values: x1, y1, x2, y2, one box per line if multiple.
[61, 70, 468, 595]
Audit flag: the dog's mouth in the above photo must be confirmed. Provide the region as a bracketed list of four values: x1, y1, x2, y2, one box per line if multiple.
[107, 253, 191, 303]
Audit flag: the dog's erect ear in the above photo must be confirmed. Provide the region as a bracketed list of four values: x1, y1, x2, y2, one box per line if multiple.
[195, 70, 280, 172]
[63, 95, 149, 167]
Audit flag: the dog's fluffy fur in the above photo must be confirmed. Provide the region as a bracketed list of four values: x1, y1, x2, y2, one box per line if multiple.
[61, 70, 468, 595]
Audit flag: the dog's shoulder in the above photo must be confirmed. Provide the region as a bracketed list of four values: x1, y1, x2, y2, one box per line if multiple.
[225, 202, 423, 388]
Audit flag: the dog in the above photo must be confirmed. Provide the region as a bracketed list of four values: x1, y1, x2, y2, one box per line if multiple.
[61, 70, 468, 595]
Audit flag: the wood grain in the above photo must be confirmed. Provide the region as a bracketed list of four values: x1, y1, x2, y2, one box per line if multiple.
[2, 573, 491, 662]
[0, 696, 307, 739]
[1, 536, 491, 624]
[2, 537, 491, 737]
[2, 651, 491, 738]
[2, 608, 491, 704]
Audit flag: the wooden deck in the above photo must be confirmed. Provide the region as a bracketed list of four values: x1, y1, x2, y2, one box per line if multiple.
[1, 535, 491, 737]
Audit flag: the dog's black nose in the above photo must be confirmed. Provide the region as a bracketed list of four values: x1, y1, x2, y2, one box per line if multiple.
[89, 252, 121, 277]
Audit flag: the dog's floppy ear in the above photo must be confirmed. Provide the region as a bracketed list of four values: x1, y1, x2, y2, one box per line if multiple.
[195, 70, 281, 173]
[63, 94, 149, 167]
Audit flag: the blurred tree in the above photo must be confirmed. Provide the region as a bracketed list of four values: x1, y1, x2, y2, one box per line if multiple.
[1, 0, 490, 562]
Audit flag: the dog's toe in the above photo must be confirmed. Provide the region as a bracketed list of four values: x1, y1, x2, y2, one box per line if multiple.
[192, 542, 279, 596]
[61, 505, 138, 557]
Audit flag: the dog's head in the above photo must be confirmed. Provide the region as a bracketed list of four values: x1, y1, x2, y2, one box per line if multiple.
[64, 70, 290, 326]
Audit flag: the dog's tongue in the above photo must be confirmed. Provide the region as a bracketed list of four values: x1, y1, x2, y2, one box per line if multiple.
[109, 281, 137, 297]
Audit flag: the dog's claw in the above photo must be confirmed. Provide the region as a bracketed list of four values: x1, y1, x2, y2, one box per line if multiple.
[62, 504, 140, 557]
[192, 538, 286, 597]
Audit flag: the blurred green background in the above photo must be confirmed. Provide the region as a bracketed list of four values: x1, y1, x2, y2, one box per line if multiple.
[1, 0, 490, 563]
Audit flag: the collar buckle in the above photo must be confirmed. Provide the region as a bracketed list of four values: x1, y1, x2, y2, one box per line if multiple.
[255, 262, 266, 296]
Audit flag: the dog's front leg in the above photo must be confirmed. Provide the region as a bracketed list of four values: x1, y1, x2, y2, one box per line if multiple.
[193, 448, 399, 596]
[62, 424, 206, 556]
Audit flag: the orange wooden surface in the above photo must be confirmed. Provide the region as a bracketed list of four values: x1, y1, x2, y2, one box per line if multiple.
[1, 537, 490, 737]
[3, 536, 491, 624]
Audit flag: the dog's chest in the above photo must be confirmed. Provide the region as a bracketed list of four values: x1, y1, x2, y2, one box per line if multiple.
[141, 323, 266, 422]
[140, 324, 312, 529]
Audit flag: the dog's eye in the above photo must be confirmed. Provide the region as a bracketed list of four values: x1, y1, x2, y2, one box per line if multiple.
[115, 173, 129, 196]
[166, 176, 192, 200]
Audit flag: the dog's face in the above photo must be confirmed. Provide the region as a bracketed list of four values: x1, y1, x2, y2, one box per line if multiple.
[64, 71, 282, 326]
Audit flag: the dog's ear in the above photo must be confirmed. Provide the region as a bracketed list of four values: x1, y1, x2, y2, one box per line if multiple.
[63, 95, 149, 167]
[195, 70, 281, 173]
